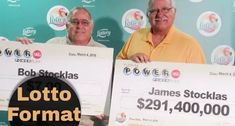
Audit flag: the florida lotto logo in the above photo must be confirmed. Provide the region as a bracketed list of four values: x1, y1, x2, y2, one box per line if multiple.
[197, 11, 221, 37]
[47, 5, 69, 31]
[211, 45, 235, 65]
[123, 66, 180, 82]
[122, 9, 147, 33]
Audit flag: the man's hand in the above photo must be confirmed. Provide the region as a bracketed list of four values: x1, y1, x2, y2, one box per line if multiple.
[129, 53, 151, 63]
[93, 114, 109, 125]
[16, 37, 33, 44]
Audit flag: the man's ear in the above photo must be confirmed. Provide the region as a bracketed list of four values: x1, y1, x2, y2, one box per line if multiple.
[91, 22, 94, 31]
[66, 23, 69, 29]
[92, 23, 94, 29]
[147, 12, 150, 18]
[66, 23, 69, 31]
[173, 8, 176, 13]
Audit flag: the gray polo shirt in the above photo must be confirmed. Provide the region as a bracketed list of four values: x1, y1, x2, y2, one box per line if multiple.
[46, 36, 106, 47]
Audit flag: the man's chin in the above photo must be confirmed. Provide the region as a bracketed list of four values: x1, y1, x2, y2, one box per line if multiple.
[75, 38, 89, 42]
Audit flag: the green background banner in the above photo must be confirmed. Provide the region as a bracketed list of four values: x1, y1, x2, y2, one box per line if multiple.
[0, 0, 235, 65]
[0, 111, 8, 126]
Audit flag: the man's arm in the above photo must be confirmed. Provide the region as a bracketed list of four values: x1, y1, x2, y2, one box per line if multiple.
[116, 40, 129, 59]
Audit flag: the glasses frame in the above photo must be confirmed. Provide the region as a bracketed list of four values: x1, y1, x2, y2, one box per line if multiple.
[148, 7, 174, 15]
[68, 19, 92, 27]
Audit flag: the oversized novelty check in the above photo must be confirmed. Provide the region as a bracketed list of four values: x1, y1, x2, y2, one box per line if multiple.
[109, 60, 235, 126]
[0, 41, 113, 116]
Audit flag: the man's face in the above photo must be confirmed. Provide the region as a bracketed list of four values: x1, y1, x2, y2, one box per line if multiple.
[148, 0, 176, 32]
[67, 9, 93, 44]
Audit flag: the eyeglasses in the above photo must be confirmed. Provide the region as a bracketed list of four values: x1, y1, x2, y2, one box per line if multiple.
[69, 19, 91, 26]
[149, 7, 173, 15]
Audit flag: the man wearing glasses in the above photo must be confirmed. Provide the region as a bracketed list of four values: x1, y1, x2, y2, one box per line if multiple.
[117, 0, 206, 64]
[17, 7, 105, 48]
[46, 7, 105, 47]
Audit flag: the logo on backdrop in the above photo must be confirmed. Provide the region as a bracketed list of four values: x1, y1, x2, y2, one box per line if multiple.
[189, 0, 203, 2]
[115, 112, 127, 124]
[47, 5, 69, 31]
[197, 11, 222, 37]
[1, 47, 42, 63]
[82, 0, 95, 4]
[22, 27, 36, 40]
[211, 45, 235, 65]
[82, 0, 95, 7]
[0, 36, 9, 42]
[7, 0, 20, 7]
[96, 28, 111, 42]
[122, 9, 147, 34]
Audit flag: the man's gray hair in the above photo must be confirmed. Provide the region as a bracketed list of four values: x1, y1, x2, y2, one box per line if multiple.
[148, 0, 176, 12]
[66, 6, 92, 21]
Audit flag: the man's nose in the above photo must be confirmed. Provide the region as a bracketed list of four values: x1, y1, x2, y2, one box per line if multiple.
[76, 22, 83, 28]
[155, 10, 163, 18]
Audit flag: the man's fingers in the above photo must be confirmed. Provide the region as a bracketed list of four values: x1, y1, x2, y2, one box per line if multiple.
[143, 55, 150, 63]
[137, 55, 150, 63]
[130, 53, 150, 63]
[133, 56, 141, 63]
[137, 55, 145, 63]
[16, 37, 33, 44]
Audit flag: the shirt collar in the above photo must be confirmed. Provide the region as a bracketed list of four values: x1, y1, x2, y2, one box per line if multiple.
[66, 35, 94, 46]
[144, 26, 176, 45]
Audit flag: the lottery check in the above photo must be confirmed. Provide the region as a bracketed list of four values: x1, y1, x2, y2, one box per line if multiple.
[0, 41, 113, 117]
[109, 60, 235, 126]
